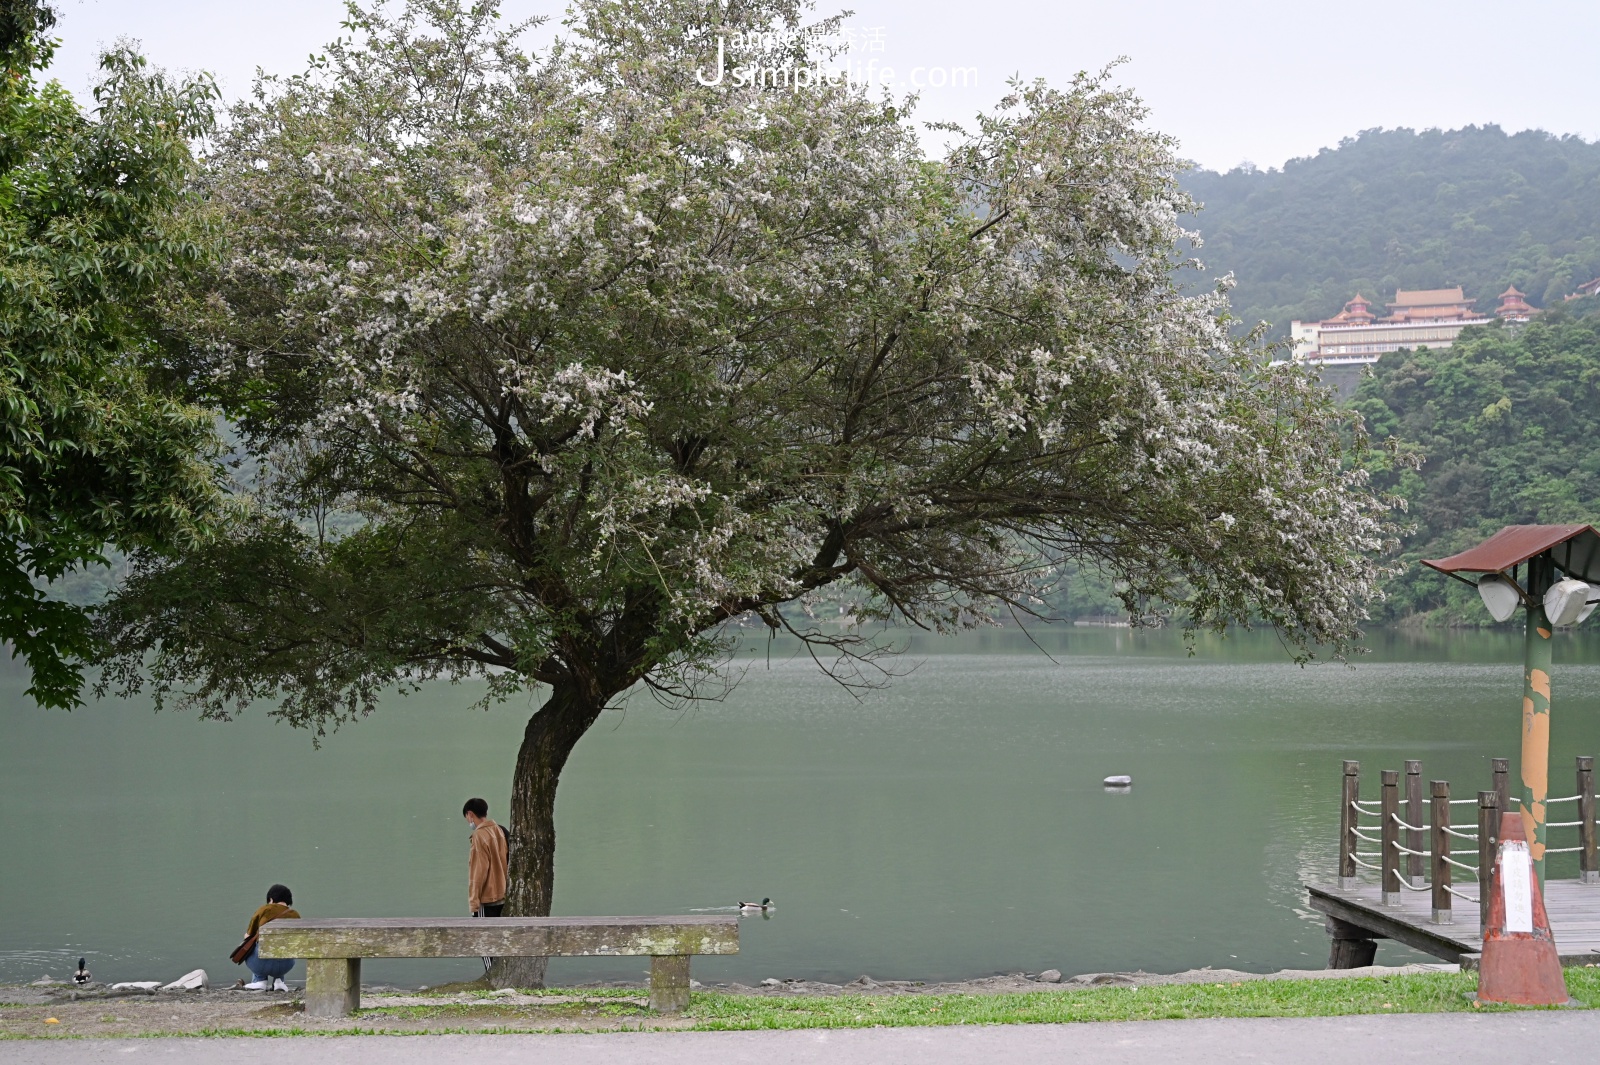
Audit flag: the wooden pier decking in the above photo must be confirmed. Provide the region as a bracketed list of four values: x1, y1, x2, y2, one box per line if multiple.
[1307, 878, 1600, 967]
[1308, 757, 1600, 968]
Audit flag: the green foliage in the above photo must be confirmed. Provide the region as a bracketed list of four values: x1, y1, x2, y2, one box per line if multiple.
[0, 0, 224, 707]
[1351, 302, 1600, 622]
[1185, 126, 1600, 336]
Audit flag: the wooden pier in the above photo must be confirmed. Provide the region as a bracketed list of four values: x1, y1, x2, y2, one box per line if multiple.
[1306, 757, 1600, 968]
[1308, 878, 1600, 967]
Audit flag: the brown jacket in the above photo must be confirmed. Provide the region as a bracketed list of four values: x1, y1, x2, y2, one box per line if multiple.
[245, 902, 300, 937]
[468, 819, 508, 912]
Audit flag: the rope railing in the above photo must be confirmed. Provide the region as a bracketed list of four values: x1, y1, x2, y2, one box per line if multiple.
[1388, 868, 1430, 890]
[1334, 755, 1599, 923]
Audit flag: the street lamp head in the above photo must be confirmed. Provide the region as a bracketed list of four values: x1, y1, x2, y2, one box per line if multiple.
[1546, 578, 1595, 626]
[1580, 590, 1600, 625]
[1477, 574, 1522, 622]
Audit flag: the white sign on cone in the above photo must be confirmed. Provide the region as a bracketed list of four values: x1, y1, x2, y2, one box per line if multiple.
[1501, 840, 1534, 934]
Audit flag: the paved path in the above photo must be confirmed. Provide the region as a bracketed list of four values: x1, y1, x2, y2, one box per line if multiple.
[3, 1012, 1597, 1064]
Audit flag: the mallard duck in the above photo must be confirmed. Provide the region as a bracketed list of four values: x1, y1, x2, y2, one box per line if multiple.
[738, 898, 773, 912]
[73, 959, 91, 986]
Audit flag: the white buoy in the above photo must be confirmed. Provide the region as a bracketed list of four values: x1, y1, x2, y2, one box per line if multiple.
[1103, 775, 1132, 787]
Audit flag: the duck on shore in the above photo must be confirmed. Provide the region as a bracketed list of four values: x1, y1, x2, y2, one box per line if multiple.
[739, 898, 773, 912]
[73, 959, 91, 986]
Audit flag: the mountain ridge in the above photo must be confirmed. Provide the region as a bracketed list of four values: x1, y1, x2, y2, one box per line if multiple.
[1181, 125, 1600, 339]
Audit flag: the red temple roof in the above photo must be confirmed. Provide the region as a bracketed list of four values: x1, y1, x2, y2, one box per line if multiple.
[1389, 287, 1470, 308]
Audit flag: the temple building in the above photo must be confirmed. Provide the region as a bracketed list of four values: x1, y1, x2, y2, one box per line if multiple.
[1495, 285, 1535, 322]
[1289, 285, 1535, 365]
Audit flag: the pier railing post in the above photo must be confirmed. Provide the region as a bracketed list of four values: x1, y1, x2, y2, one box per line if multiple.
[1431, 780, 1451, 924]
[1405, 760, 1425, 888]
[1339, 760, 1360, 889]
[1579, 755, 1597, 885]
[1381, 769, 1401, 905]
[1492, 758, 1510, 820]
[1478, 790, 1499, 930]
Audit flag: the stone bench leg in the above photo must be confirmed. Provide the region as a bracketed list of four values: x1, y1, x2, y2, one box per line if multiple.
[649, 955, 691, 1013]
[304, 958, 361, 1018]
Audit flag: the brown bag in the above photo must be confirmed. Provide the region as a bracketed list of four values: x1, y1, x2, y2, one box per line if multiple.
[229, 933, 258, 966]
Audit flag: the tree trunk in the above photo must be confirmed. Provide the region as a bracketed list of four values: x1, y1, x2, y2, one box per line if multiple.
[487, 677, 606, 988]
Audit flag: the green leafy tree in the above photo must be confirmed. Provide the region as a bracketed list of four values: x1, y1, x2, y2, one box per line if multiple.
[99, 0, 1395, 986]
[0, 0, 222, 707]
[1351, 301, 1600, 622]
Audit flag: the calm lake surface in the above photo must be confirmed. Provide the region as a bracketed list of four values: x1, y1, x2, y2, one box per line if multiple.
[6, 627, 1600, 988]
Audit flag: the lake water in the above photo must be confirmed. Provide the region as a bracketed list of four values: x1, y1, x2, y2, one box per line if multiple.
[6, 627, 1600, 989]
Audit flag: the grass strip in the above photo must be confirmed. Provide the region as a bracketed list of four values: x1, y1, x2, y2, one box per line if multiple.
[5, 970, 1598, 1039]
[687, 970, 1600, 1030]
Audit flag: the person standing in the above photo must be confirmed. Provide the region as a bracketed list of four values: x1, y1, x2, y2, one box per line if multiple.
[237, 884, 299, 991]
[463, 798, 508, 917]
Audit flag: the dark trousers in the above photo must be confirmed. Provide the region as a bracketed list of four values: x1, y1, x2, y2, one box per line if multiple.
[245, 944, 295, 981]
[477, 902, 504, 971]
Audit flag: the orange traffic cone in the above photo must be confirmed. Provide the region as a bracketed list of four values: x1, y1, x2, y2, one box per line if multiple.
[1476, 811, 1569, 1005]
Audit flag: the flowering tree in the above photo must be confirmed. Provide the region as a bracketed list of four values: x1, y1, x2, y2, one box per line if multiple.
[100, 0, 1395, 985]
[2, 0, 221, 708]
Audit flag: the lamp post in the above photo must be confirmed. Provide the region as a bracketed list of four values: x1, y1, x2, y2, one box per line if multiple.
[1424, 525, 1600, 886]
[1519, 555, 1554, 881]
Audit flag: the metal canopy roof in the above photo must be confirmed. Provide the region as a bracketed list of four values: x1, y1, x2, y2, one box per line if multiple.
[1422, 524, 1600, 583]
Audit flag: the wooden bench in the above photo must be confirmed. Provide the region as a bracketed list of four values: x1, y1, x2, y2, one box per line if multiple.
[257, 915, 739, 1017]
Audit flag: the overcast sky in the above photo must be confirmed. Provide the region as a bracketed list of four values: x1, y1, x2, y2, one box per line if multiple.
[41, 0, 1597, 172]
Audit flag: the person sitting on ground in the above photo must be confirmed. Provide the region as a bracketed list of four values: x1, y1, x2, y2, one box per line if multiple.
[240, 884, 300, 991]
[463, 798, 508, 918]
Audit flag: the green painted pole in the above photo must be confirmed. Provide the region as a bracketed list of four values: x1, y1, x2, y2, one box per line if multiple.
[1521, 561, 1554, 887]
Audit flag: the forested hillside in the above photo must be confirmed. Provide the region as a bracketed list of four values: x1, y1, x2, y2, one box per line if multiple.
[1352, 299, 1600, 623]
[1184, 127, 1600, 337]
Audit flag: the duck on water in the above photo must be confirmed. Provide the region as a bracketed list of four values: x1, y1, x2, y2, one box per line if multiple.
[739, 898, 773, 913]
